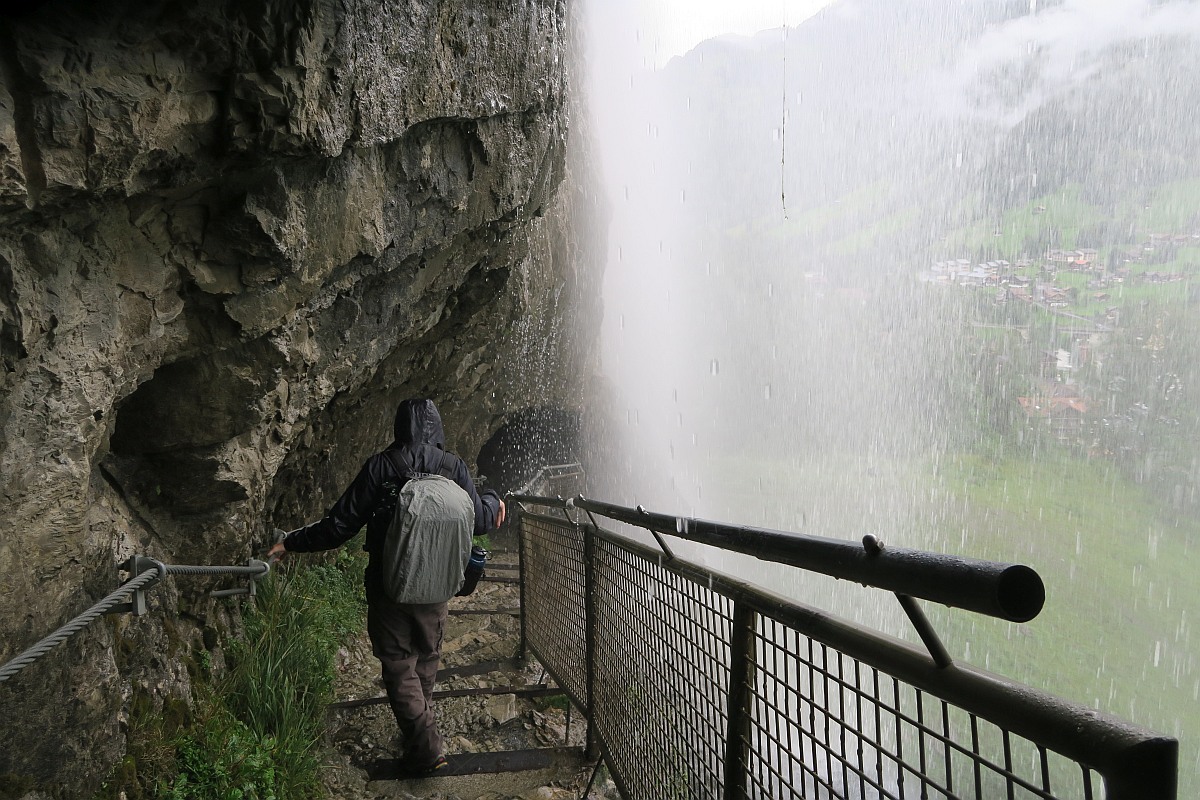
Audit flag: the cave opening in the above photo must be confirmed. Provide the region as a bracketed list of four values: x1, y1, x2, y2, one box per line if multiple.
[475, 406, 582, 495]
[105, 348, 274, 515]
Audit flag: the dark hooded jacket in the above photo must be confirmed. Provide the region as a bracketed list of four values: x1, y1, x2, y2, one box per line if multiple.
[283, 399, 502, 560]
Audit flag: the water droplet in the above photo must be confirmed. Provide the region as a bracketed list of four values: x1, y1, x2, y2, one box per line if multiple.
[710, 359, 719, 376]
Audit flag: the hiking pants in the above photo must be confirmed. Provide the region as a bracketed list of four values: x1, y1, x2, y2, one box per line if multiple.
[366, 596, 449, 766]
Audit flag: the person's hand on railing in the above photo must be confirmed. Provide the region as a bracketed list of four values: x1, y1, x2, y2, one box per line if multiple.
[266, 529, 288, 564]
[495, 499, 506, 528]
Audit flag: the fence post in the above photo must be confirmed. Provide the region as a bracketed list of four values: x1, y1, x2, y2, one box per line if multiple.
[515, 502, 527, 660]
[583, 519, 599, 760]
[1103, 738, 1178, 800]
[723, 600, 757, 800]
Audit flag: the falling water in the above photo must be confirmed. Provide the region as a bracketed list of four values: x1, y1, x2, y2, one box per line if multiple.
[583, 0, 1200, 792]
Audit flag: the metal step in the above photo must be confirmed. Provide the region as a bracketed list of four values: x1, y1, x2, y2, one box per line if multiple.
[450, 607, 521, 616]
[438, 658, 523, 679]
[329, 683, 563, 710]
[328, 658, 530, 710]
[366, 746, 585, 780]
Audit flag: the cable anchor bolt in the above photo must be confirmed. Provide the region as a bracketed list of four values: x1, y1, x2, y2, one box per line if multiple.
[107, 555, 166, 617]
[210, 559, 270, 599]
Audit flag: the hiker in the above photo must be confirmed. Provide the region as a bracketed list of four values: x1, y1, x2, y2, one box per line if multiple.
[267, 398, 505, 776]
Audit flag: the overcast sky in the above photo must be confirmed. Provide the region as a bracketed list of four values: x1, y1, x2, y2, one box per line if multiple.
[611, 0, 838, 66]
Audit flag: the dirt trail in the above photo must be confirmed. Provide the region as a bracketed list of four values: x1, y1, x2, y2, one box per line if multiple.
[318, 544, 619, 800]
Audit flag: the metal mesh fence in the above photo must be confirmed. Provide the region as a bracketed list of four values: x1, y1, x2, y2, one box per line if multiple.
[520, 511, 589, 705]
[741, 615, 1098, 800]
[590, 536, 734, 799]
[516, 506, 1175, 800]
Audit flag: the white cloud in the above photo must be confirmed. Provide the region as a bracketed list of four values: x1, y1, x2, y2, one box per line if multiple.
[942, 0, 1200, 125]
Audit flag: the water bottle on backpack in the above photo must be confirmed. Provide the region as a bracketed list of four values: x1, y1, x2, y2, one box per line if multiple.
[456, 546, 488, 596]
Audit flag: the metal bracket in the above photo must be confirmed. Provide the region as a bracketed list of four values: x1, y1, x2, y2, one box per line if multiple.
[637, 505, 676, 561]
[865, 535, 953, 668]
[210, 559, 269, 599]
[558, 496, 578, 526]
[108, 555, 166, 617]
[896, 593, 954, 669]
[579, 500, 675, 560]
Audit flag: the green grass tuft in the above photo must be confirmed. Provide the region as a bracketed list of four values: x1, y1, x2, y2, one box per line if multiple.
[100, 549, 367, 800]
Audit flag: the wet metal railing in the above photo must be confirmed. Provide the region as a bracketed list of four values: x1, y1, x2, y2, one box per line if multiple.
[0, 555, 269, 685]
[512, 495, 1177, 800]
[510, 462, 587, 500]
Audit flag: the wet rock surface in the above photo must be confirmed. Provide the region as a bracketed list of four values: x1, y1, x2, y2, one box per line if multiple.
[0, 0, 601, 794]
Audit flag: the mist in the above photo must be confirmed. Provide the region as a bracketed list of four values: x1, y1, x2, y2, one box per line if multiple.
[932, 0, 1200, 125]
[581, 0, 1200, 788]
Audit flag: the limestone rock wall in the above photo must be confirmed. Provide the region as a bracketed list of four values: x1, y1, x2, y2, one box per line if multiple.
[0, 0, 597, 794]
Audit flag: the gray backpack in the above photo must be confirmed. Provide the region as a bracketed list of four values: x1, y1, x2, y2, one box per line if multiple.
[379, 450, 475, 604]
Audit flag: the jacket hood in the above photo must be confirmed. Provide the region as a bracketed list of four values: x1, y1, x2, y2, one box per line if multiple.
[393, 398, 446, 449]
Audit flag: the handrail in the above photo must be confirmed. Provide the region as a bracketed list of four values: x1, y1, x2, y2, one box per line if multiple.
[516, 497, 1179, 800]
[0, 555, 270, 685]
[508, 492, 573, 509]
[509, 462, 584, 499]
[571, 495, 1045, 623]
[0, 567, 163, 684]
[602, 515, 1177, 798]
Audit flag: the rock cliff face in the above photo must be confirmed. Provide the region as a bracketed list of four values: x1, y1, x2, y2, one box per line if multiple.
[0, 0, 598, 794]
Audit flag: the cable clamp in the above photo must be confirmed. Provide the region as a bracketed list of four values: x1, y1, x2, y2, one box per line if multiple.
[210, 559, 270, 599]
[107, 555, 167, 617]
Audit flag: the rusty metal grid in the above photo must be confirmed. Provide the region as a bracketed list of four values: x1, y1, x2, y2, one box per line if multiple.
[738, 615, 1099, 800]
[520, 511, 589, 707]
[589, 535, 734, 800]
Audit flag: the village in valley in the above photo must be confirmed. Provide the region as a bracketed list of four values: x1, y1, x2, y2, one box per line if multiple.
[921, 230, 1199, 451]
[927, 237, 1194, 306]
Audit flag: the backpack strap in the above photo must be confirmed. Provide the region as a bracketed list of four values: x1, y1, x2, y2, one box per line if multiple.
[384, 448, 416, 482]
[385, 446, 460, 482]
[434, 448, 461, 480]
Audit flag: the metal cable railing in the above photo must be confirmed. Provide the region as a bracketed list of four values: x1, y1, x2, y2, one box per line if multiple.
[513, 494, 1178, 800]
[510, 462, 586, 499]
[0, 554, 268, 685]
[0, 567, 163, 684]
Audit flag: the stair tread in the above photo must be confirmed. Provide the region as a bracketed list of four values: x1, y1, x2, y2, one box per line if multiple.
[366, 746, 586, 780]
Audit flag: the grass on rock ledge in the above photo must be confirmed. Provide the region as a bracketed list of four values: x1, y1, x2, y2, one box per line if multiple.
[100, 548, 367, 800]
